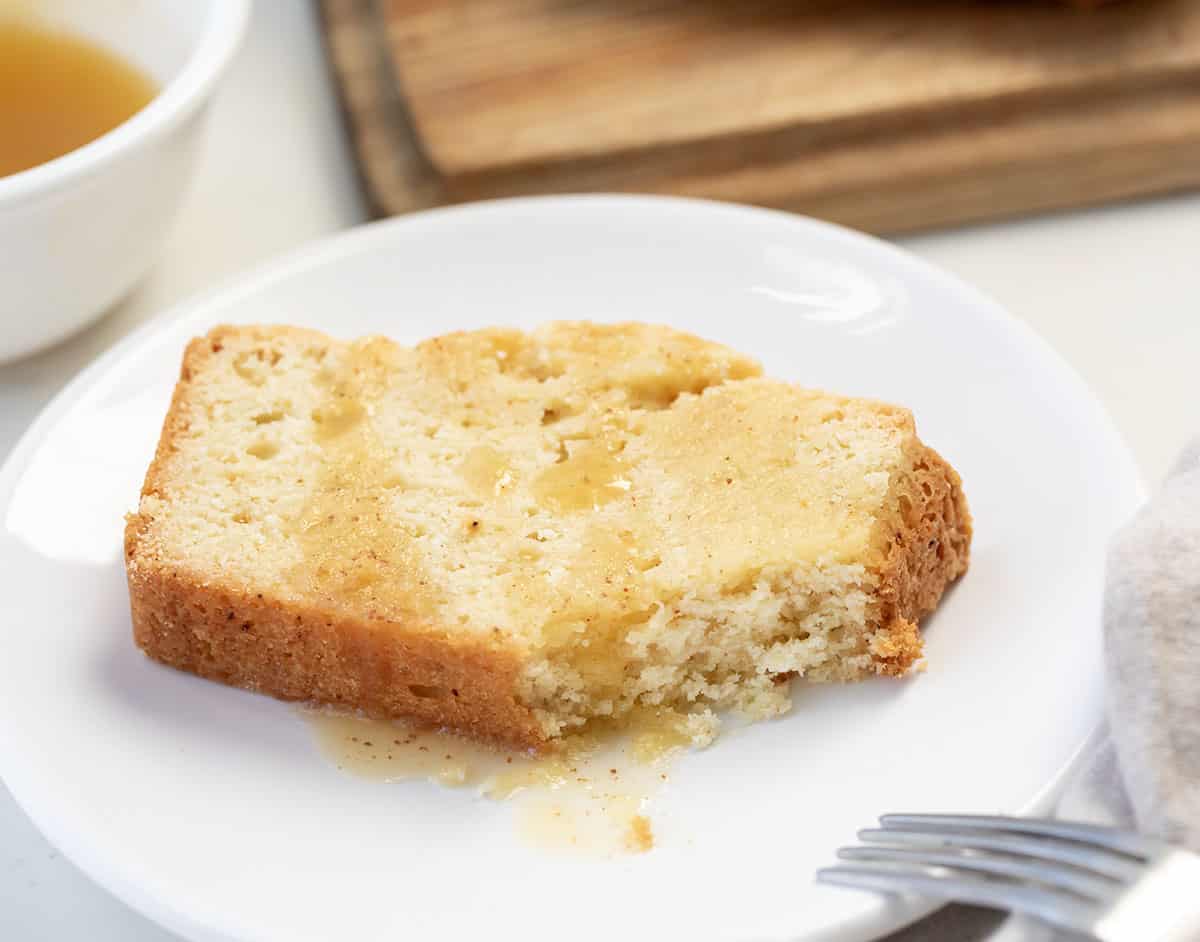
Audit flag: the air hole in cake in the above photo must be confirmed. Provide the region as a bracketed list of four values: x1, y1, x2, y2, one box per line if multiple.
[232, 351, 266, 386]
[252, 410, 284, 425]
[408, 684, 444, 699]
[626, 389, 679, 411]
[488, 335, 529, 375]
[310, 401, 365, 439]
[626, 377, 717, 411]
[527, 359, 566, 382]
[246, 441, 279, 460]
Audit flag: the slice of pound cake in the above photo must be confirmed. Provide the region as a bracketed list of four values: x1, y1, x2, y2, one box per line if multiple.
[125, 323, 970, 749]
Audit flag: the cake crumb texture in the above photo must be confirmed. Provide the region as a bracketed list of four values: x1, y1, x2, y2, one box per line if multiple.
[125, 322, 971, 748]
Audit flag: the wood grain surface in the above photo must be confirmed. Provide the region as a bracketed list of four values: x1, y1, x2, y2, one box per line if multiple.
[320, 0, 1200, 234]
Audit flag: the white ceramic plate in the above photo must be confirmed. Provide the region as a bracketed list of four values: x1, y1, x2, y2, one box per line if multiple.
[0, 197, 1142, 942]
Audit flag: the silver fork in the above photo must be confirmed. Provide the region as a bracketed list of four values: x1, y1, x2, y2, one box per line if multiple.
[818, 814, 1200, 941]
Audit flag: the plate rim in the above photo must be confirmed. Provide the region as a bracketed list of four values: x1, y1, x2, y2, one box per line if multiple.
[0, 194, 1147, 942]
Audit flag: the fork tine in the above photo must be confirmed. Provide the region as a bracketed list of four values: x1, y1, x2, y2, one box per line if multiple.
[858, 827, 1143, 881]
[836, 845, 1118, 900]
[879, 814, 1160, 858]
[818, 864, 1098, 933]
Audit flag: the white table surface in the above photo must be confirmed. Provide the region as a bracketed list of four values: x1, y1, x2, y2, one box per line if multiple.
[1, 4, 1196, 940]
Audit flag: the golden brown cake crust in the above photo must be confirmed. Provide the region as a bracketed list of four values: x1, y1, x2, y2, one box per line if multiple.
[125, 553, 547, 749]
[870, 443, 972, 675]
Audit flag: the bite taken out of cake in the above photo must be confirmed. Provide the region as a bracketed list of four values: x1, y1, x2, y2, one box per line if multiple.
[125, 322, 971, 750]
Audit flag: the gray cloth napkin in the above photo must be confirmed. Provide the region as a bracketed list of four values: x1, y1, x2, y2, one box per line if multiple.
[882, 441, 1200, 940]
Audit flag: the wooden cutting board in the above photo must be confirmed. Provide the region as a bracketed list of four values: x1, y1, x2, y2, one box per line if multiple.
[320, 0, 1200, 234]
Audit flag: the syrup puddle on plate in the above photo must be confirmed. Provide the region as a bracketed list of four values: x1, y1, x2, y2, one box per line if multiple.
[305, 707, 700, 855]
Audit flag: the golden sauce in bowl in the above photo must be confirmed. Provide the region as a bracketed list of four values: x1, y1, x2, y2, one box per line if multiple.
[0, 17, 157, 178]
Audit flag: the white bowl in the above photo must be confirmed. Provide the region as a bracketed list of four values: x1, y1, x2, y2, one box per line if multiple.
[0, 0, 249, 362]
